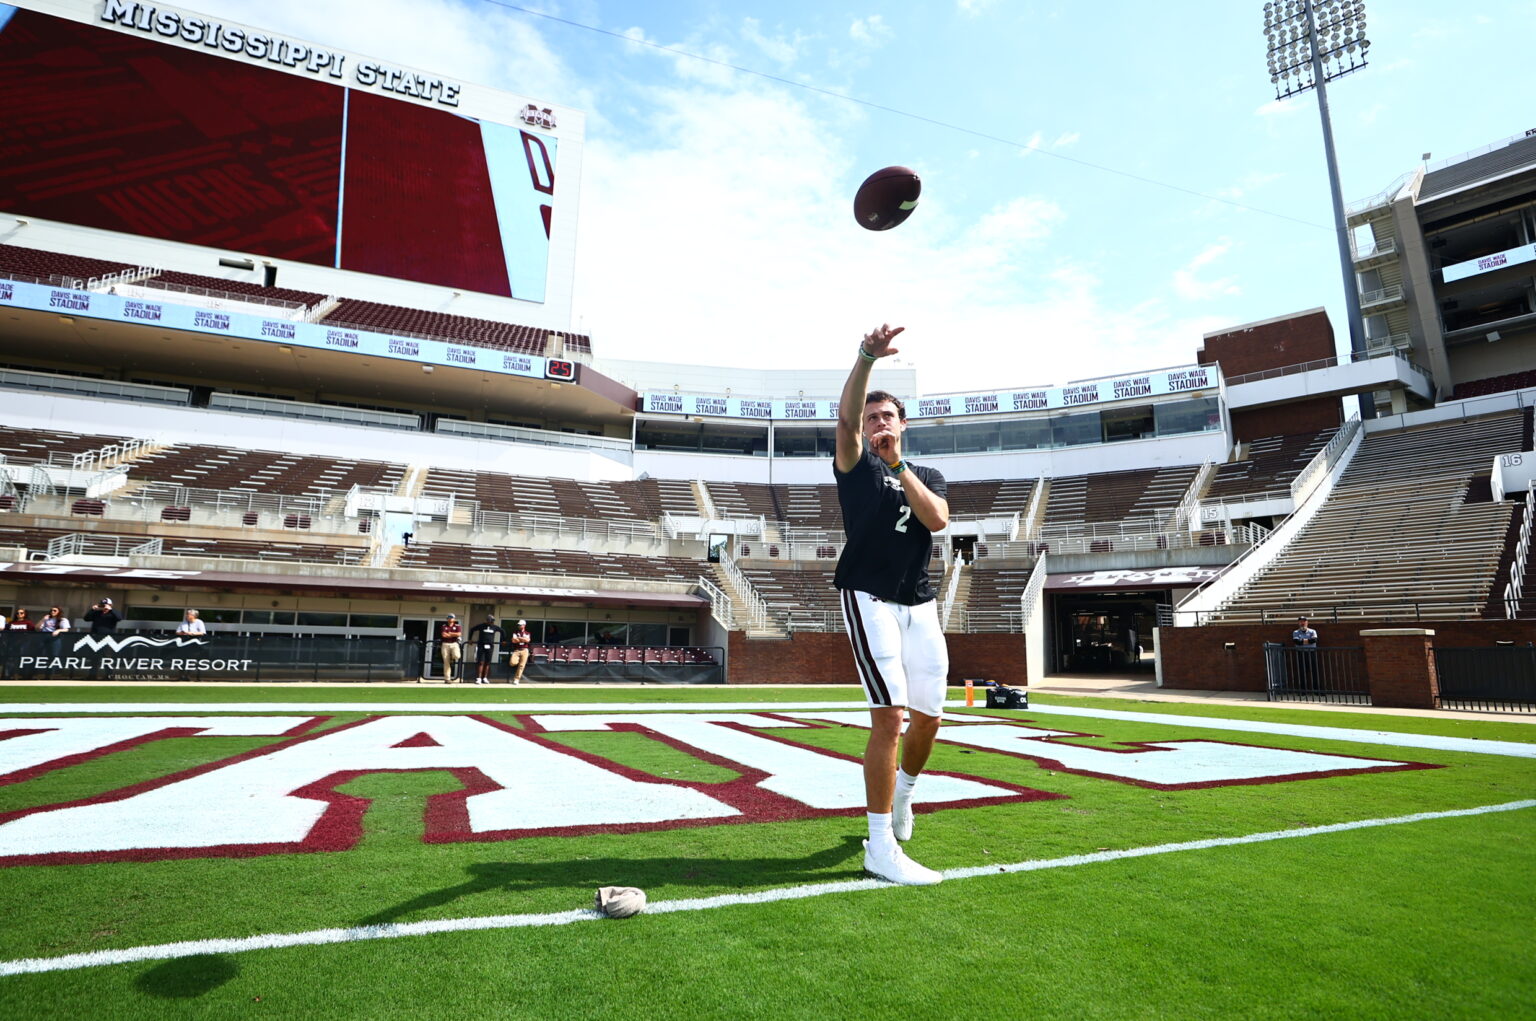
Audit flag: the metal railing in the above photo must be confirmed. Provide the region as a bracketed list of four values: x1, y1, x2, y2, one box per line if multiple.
[472, 508, 660, 543]
[1363, 331, 1412, 353]
[46, 533, 163, 559]
[1263, 643, 1370, 705]
[1176, 599, 1489, 627]
[1019, 554, 1047, 625]
[1351, 236, 1398, 261]
[696, 575, 734, 629]
[1225, 349, 1428, 387]
[1504, 484, 1535, 618]
[70, 438, 158, 473]
[715, 553, 771, 631]
[124, 278, 307, 314]
[941, 558, 964, 630]
[1435, 646, 1536, 712]
[0, 367, 191, 406]
[210, 393, 421, 431]
[1359, 284, 1405, 306]
[1345, 170, 1414, 216]
[1291, 416, 1361, 507]
[435, 418, 631, 453]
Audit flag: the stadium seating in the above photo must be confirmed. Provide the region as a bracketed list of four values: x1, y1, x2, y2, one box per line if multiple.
[0, 427, 123, 461]
[736, 565, 841, 620]
[420, 470, 658, 522]
[128, 446, 406, 497]
[1204, 429, 1335, 501]
[1042, 465, 1200, 527]
[396, 542, 704, 583]
[967, 562, 1036, 627]
[1450, 369, 1536, 400]
[0, 244, 140, 283]
[1210, 412, 1523, 621]
[0, 524, 364, 565]
[320, 299, 592, 355]
[144, 271, 327, 308]
[946, 478, 1036, 518]
[704, 481, 780, 521]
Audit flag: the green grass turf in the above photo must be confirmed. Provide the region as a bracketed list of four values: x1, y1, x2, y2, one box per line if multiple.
[0, 689, 1532, 1017]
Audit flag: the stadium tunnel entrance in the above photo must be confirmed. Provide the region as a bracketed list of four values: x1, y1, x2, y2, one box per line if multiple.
[1048, 590, 1160, 673]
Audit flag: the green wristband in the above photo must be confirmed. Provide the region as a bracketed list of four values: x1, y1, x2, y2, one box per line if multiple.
[858, 344, 877, 362]
[887, 460, 906, 475]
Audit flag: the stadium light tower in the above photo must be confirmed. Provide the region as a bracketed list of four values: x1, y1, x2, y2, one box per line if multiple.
[1264, 0, 1375, 418]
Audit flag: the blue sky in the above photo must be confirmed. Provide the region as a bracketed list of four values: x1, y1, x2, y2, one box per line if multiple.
[190, 0, 1536, 396]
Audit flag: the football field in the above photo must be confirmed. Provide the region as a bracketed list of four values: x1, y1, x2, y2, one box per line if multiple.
[1, 684, 1532, 1019]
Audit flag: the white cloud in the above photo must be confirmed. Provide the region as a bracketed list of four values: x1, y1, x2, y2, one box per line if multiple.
[741, 17, 804, 64]
[956, 0, 1000, 16]
[1052, 131, 1080, 148]
[575, 70, 1197, 395]
[849, 15, 893, 46]
[1254, 98, 1304, 118]
[1172, 241, 1242, 302]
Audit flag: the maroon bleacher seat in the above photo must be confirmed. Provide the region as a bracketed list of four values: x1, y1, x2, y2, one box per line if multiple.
[159, 506, 192, 521]
[71, 499, 105, 516]
[283, 515, 312, 530]
[0, 244, 139, 283]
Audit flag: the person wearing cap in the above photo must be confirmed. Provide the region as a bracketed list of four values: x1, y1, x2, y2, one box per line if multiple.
[506, 619, 533, 685]
[84, 598, 122, 635]
[438, 613, 464, 682]
[467, 614, 504, 685]
[1290, 615, 1319, 691]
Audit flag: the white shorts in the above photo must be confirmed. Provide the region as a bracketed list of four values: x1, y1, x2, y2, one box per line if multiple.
[839, 589, 949, 717]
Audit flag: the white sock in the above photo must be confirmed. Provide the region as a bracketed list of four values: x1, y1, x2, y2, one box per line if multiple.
[867, 811, 894, 846]
[895, 769, 918, 801]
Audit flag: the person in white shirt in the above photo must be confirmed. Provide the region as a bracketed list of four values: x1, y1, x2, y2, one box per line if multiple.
[177, 609, 207, 637]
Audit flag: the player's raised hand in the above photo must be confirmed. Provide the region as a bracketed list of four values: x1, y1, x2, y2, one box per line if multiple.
[862, 324, 904, 359]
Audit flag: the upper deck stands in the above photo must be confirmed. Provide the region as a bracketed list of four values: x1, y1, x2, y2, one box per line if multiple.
[397, 542, 702, 583]
[1205, 429, 1334, 501]
[1043, 465, 1200, 527]
[130, 446, 406, 497]
[146, 271, 327, 308]
[0, 427, 123, 462]
[320, 299, 593, 355]
[0, 244, 139, 283]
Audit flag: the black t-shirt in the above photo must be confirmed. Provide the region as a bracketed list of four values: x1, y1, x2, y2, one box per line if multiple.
[834, 447, 947, 604]
[469, 623, 503, 649]
[85, 607, 121, 634]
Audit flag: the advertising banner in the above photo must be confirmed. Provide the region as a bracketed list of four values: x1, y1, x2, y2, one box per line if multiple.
[638, 365, 1217, 422]
[0, 279, 548, 379]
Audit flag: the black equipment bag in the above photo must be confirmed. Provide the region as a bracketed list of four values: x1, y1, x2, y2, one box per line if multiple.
[985, 685, 1029, 709]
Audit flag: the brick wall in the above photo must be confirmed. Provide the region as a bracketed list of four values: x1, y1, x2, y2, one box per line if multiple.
[1198, 309, 1336, 376]
[727, 631, 1028, 686]
[1231, 399, 1342, 444]
[1158, 619, 1536, 691]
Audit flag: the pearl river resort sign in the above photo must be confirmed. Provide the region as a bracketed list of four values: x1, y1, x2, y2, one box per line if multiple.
[639, 366, 1218, 422]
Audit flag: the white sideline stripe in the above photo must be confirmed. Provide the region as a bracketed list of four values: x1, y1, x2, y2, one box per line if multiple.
[5, 700, 1535, 758]
[1020, 703, 1536, 760]
[1, 799, 1531, 977]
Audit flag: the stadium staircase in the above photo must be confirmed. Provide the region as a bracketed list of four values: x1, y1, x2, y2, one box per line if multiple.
[942, 559, 973, 632]
[1206, 412, 1523, 621]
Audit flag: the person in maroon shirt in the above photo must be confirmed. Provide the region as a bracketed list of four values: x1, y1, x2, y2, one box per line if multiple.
[438, 614, 464, 682]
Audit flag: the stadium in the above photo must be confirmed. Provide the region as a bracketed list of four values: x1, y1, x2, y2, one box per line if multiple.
[0, 1, 1533, 1016]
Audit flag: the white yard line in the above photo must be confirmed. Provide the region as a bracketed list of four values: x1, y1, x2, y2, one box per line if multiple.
[3, 700, 1534, 758]
[2, 798, 1531, 977]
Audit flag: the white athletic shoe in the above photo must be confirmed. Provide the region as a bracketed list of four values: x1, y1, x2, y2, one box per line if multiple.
[862, 839, 942, 886]
[892, 798, 914, 842]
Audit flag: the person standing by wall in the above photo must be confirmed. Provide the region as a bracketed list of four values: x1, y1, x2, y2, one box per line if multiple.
[177, 609, 207, 637]
[466, 614, 503, 685]
[84, 598, 121, 635]
[506, 619, 533, 685]
[1290, 615, 1319, 691]
[438, 613, 463, 682]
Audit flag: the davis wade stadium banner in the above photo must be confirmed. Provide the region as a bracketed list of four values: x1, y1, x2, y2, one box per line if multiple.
[640, 365, 1219, 422]
[0, 278, 553, 380]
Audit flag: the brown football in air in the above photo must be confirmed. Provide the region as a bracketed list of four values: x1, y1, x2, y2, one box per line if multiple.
[853, 166, 921, 231]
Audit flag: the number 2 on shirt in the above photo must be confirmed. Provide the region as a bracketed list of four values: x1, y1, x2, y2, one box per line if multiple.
[894, 505, 911, 533]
